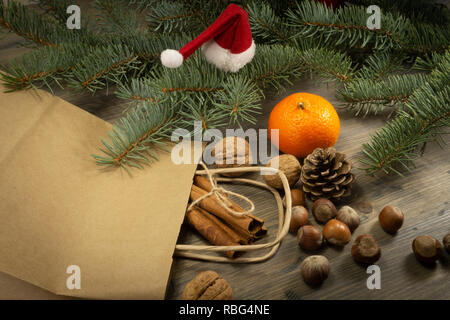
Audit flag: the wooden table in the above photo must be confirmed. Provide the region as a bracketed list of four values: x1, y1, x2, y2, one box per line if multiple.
[0, 2, 449, 300]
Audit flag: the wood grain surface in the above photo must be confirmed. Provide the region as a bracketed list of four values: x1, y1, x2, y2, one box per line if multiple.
[0, 1, 448, 300]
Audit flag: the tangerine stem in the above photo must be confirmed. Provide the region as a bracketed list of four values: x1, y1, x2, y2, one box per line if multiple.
[298, 102, 304, 109]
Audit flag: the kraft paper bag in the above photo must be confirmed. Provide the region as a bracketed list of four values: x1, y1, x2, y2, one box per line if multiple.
[0, 85, 199, 299]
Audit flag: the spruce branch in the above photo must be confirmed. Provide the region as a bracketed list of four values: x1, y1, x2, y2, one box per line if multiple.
[115, 78, 161, 105]
[32, 0, 72, 24]
[338, 74, 429, 116]
[299, 47, 356, 84]
[113, 32, 192, 63]
[177, 94, 230, 132]
[123, 0, 158, 11]
[413, 52, 445, 73]
[1, 0, 448, 176]
[144, 55, 227, 98]
[240, 44, 303, 92]
[247, 1, 293, 44]
[66, 44, 140, 92]
[0, 43, 90, 92]
[403, 22, 450, 56]
[429, 50, 450, 86]
[211, 76, 262, 126]
[94, 0, 142, 35]
[348, 0, 450, 26]
[286, 0, 408, 51]
[0, 1, 86, 47]
[360, 83, 450, 176]
[92, 101, 180, 171]
[356, 51, 404, 80]
[146, 1, 202, 34]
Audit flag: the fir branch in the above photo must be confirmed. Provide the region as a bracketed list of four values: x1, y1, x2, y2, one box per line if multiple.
[32, 0, 72, 24]
[356, 51, 404, 80]
[247, 1, 293, 44]
[123, 0, 158, 11]
[338, 74, 429, 116]
[413, 52, 445, 73]
[348, 0, 450, 26]
[286, 0, 408, 50]
[299, 47, 356, 84]
[0, 1, 83, 47]
[147, 55, 226, 97]
[94, 0, 141, 35]
[241, 44, 303, 91]
[429, 51, 450, 86]
[92, 101, 180, 170]
[115, 78, 160, 104]
[113, 32, 192, 63]
[146, 1, 202, 34]
[360, 83, 450, 176]
[403, 22, 450, 56]
[66, 44, 140, 92]
[211, 76, 262, 126]
[177, 94, 229, 131]
[1, 0, 448, 175]
[0, 43, 90, 92]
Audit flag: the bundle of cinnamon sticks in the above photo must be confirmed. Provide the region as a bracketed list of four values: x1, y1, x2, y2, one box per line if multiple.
[186, 176, 267, 258]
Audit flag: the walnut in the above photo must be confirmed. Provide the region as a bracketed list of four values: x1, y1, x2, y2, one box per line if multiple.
[212, 136, 252, 177]
[263, 154, 301, 189]
[182, 270, 233, 300]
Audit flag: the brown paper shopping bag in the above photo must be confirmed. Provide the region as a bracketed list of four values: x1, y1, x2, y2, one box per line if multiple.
[0, 85, 198, 299]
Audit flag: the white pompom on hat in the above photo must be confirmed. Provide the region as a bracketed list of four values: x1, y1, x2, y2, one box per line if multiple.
[160, 4, 255, 72]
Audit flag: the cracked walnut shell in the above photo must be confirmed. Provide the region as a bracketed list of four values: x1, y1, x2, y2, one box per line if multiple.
[264, 154, 301, 189]
[182, 270, 233, 300]
[212, 136, 252, 177]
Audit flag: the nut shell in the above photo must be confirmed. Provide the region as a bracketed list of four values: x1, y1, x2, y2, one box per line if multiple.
[300, 255, 330, 286]
[283, 188, 304, 208]
[336, 206, 360, 232]
[182, 270, 233, 300]
[297, 225, 323, 250]
[379, 205, 404, 234]
[312, 198, 337, 224]
[351, 234, 381, 264]
[443, 234, 450, 254]
[264, 154, 301, 189]
[412, 235, 442, 264]
[289, 206, 309, 233]
[323, 219, 351, 246]
[212, 136, 251, 177]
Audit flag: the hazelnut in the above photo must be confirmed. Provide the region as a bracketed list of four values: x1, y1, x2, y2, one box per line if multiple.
[300, 255, 330, 286]
[323, 219, 351, 246]
[312, 198, 337, 224]
[289, 206, 309, 233]
[297, 225, 323, 251]
[379, 205, 404, 234]
[182, 270, 233, 300]
[283, 188, 304, 207]
[336, 206, 360, 232]
[412, 235, 442, 264]
[212, 136, 252, 177]
[264, 154, 301, 189]
[443, 234, 450, 254]
[351, 234, 381, 264]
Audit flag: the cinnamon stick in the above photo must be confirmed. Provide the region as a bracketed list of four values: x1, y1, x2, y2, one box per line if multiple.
[193, 175, 267, 237]
[190, 184, 263, 236]
[185, 207, 240, 258]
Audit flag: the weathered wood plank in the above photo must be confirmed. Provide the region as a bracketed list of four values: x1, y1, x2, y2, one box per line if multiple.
[0, 2, 448, 300]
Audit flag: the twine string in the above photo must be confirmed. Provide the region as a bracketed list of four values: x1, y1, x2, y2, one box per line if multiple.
[175, 165, 292, 263]
[187, 162, 255, 218]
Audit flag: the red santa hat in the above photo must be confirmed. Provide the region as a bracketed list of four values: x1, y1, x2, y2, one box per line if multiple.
[160, 4, 255, 73]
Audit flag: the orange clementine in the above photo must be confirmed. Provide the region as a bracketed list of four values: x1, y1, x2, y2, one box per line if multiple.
[268, 93, 340, 158]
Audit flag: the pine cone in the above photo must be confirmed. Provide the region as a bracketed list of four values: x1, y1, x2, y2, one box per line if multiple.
[301, 147, 355, 201]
